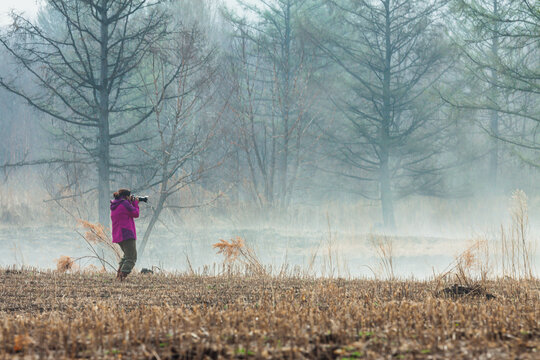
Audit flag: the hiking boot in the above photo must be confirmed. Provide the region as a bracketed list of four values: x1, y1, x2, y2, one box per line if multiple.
[118, 271, 129, 281]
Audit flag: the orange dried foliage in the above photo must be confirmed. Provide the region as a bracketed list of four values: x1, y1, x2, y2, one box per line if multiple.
[13, 335, 31, 352]
[462, 246, 476, 269]
[55, 256, 74, 272]
[213, 237, 245, 263]
[77, 219, 122, 261]
[459, 238, 488, 270]
[78, 219, 109, 244]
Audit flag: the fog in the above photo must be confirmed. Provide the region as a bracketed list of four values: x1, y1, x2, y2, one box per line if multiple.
[0, 0, 538, 279]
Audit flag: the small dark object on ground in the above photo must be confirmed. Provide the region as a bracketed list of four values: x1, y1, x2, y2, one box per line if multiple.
[141, 268, 154, 274]
[442, 284, 496, 300]
[4, 269, 22, 275]
[118, 272, 128, 281]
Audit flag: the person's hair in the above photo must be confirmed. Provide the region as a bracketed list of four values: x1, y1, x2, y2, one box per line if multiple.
[113, 188, 131, 199]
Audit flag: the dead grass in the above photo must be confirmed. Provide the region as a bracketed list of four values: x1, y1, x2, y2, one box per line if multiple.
[213, 237, 245, 263]
[213, 237, 266, 276]
[369, 234, 395, 280]
[0, 269, 538, 359]
[501, 190, 536, 279]
[54, 256, 75, 273]
[75, 219, 122, 271]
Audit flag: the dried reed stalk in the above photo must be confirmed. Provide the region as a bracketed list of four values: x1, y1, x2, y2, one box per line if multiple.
[213, 237, 265, 276]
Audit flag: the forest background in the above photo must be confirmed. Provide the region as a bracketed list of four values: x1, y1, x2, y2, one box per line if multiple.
[0, 0, 538, 272]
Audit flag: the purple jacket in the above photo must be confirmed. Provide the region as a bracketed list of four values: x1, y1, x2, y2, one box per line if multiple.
[110, 198, 139, 243]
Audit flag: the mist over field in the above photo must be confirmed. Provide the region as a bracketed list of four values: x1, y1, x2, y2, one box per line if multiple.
[0, 0, 538, 279]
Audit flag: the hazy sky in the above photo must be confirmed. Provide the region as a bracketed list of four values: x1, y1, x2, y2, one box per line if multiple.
[0, 0, 43, 26]
[0, 0, 244, 27]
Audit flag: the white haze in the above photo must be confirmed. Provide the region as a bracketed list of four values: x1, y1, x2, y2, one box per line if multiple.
[0, 0, 43, 26]
[0, 0, 247, 26]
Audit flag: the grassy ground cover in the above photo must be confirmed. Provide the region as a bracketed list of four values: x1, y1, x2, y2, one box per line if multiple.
[0, 269, 538, 359]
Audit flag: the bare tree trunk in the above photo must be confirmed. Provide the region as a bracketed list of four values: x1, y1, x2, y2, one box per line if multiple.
[98, 0, 110, 226]
[488, 0, 500, 192]
[285, 124, 302, 208]
[97, 129, 110, 225]
[139, 180, 167, 258]
[380, 149, 396, 229]
[269, 114, 276, 206]
[234, 149, 241, 203]
[380, 0, 395, 229]
[280, 0, 292, 208]
[489, 110, 499, 188]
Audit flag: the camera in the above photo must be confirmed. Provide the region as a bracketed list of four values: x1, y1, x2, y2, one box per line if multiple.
[135, 196, 149, 203]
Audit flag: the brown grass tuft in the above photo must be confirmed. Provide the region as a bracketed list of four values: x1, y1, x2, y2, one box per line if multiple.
[213, 237, 265, 275]
[77, 219, 109, 244]
[77, 219, 122, 263]
[55, 255, 75, 272]
[213, 237, 244, 263]
[13, 334, 33, 352]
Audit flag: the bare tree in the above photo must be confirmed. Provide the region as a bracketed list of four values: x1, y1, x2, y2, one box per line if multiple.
[226, 27, 276, 208]
[308, 0, 451, 228]
[449, 0, 539, 172]
[0, 0, 179, 225]
[135, 26, 223, 257]
[224, 0, 319, 210]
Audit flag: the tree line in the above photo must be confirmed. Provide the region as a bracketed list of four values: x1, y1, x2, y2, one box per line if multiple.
[0, 0, 538, 241]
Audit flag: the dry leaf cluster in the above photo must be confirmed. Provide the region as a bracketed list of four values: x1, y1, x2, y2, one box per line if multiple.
[54, 256, 75, 272]
[213, 237, 266, 275]
[77, 219, 122, 264]
[0, 269, 538, 359]
[78, 219, 109, 244]
[213, 237, 245, 263]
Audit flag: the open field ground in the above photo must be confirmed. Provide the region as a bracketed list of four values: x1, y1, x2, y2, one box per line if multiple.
[0, 269, 538, 359]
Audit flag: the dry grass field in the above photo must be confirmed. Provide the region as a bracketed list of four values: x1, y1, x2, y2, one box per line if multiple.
[0, 269, 538, 359]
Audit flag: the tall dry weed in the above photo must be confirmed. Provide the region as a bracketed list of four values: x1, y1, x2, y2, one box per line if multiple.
[71, 219, 122, 271]
[436, 190, 537, 290]
[369, 234, 395, 280]
[77, 219, 122, 260]
[319, 213, 349, 279]
[501, 190, 536, 279]
[213, 237, 244, 263]
[213, 237, 265, 276]
[78, 220, 108, 244]
[55, 255, 75, 272]
[453, 238, 490, 286]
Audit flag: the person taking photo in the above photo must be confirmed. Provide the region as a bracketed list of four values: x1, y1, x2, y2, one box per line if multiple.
[110, 188, 139, 280]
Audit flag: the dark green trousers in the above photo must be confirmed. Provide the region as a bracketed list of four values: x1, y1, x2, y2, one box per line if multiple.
[118, 239, 137, 274]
